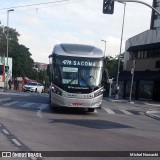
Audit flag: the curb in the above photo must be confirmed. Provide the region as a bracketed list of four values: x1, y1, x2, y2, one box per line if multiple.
[145, 110, 160, 121]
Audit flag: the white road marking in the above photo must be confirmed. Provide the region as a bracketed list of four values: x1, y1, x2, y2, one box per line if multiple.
[36, 110, 43, 118]
[21, 102, 35, 107]
[94, 109, 98, 113]
[3, 101, 19, 106]
[120, 109, 133, 115]
[11, 139, 22, 146]
[145, 102, 160, 107]
[2, 129, 10, 135]
[0, 97, 11, 102]
[38, 104, 48, 111]
[104, 108, 115, 114]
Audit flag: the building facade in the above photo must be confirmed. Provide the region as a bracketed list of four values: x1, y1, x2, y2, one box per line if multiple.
[119, 0, 160, 101]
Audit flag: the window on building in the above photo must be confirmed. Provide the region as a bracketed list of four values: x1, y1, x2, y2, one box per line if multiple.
[129, 53, 132, 60]
[156, 60, 160, 68]
[139, 81, 153, 99]
[137, 51, 141, 59]
[144, 51, 147, 58]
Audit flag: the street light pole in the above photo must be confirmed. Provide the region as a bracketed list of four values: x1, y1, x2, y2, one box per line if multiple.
[101, 39, 107, 57]
[113, 0, 160, 16]
[6, 9, 14, 90]
[115, 2, 126, 99]
[129, 59, 136, 102]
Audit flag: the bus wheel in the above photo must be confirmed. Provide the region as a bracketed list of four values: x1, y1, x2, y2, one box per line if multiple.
[88, 108, 95, 112]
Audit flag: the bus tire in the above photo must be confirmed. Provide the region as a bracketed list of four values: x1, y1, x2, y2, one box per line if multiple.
[88, 108, 95, 112]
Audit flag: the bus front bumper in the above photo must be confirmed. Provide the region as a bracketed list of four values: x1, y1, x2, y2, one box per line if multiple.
[51, 93, 103, 109]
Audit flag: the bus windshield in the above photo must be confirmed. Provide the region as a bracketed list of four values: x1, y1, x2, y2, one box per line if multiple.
[53, 56, 103, 93]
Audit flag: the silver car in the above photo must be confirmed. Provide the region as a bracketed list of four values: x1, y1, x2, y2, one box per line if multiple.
[23, 82, 44, 93]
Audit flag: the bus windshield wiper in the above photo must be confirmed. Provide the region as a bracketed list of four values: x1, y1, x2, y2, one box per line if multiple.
[67, 77, 78, 85]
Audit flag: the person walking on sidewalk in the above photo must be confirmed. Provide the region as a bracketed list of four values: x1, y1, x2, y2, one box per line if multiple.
[14, 78, 18, 90]
[8, 79, 12, 90]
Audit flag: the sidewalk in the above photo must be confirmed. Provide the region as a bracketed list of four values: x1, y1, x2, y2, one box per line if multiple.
[103, 96, 160, 121]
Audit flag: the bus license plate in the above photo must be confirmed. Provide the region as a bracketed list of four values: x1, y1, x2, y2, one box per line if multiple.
[72, 103, 83, 107]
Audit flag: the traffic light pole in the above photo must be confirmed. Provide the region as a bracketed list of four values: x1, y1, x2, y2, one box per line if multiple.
[113, 0, 160, 16]
[115, 2, 126, 100]
[111, 0, 160, 100]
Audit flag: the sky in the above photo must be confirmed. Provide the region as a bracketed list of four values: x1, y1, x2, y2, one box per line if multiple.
[0, 0, 153, 64]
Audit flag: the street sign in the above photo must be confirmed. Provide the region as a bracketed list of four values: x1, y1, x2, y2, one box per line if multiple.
[103, 0, 115, 14]
[131, 68, 134, 74]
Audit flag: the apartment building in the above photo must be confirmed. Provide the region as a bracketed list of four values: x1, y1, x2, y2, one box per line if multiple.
[119, 0, 160, 101]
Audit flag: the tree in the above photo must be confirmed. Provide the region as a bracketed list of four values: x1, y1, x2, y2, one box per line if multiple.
[0, 26, 19, 55]
[105, 55, 123, 78]
[0, 26, 34, 78]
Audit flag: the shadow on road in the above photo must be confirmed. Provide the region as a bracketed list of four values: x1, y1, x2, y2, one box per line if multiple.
[48, 119, 133, 129]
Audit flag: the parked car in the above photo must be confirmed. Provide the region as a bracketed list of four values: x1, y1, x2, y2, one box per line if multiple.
[23, 82, 44, 93]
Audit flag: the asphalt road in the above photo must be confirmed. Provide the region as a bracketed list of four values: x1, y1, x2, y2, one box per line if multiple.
[0, 91, 160, 160]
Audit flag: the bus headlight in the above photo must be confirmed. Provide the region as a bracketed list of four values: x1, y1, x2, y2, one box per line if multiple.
[94, 89, 104, 97]
[51, 86, 62, 96]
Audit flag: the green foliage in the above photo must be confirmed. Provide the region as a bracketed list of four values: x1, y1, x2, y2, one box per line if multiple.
[105, 55, 123, 78]
[0, 26, 49, 86]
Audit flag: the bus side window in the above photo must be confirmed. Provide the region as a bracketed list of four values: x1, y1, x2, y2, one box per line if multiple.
[53, 65, 61, 85]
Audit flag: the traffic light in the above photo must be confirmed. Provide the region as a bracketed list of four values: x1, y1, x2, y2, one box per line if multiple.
[5, 66, 9, 72]
[103, 0, 115, 14]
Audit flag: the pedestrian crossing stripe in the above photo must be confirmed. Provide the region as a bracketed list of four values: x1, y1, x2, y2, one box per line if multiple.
[0, 98, 140, 115]
[0, 99, 49, 111]
[0, 97, 11, 102]
[38, 104, 49, 111]
[3, 101, 19, 106]
[21, 102, 35, 107]
[103, 108, 140, 115]
[104, 108, 115, 114]
[120, 109, 133, 115]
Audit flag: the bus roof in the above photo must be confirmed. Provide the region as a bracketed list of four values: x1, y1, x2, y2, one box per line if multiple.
[51, 43, 104, 58]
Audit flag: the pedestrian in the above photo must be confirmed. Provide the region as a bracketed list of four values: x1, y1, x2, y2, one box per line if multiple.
[14, 78, 18, 90]
[8, 79, 12, 90]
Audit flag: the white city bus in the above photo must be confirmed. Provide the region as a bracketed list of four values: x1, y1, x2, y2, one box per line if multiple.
[48, 43, 107, 112]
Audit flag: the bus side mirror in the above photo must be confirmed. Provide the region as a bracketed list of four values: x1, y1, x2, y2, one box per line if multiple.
[102, 88, 106, 93]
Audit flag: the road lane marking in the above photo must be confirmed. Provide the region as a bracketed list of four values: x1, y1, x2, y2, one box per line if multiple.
[2, 129, 10, 135]
[120, 109, 133, 115]
[145, 102, 160, 107]
[104, 108, 115, 114]
[21, 102, 35, 107]
[11, 139, 22, 146]
[0, 97, 11, 102]
[36, 110, 43, 118]
[38, 104, 48, 111]
[3, 101, 19, 106]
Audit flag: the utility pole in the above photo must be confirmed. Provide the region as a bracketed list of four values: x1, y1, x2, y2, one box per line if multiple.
[101, 39, 107, 57]
[129, 59, 136, 102]
[115, 2, 126, 99]
[6, 9, 14, 90]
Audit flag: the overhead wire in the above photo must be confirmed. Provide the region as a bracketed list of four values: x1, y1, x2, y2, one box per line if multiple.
[0, 0, 87, 15]
[0, 0, 70, 11]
